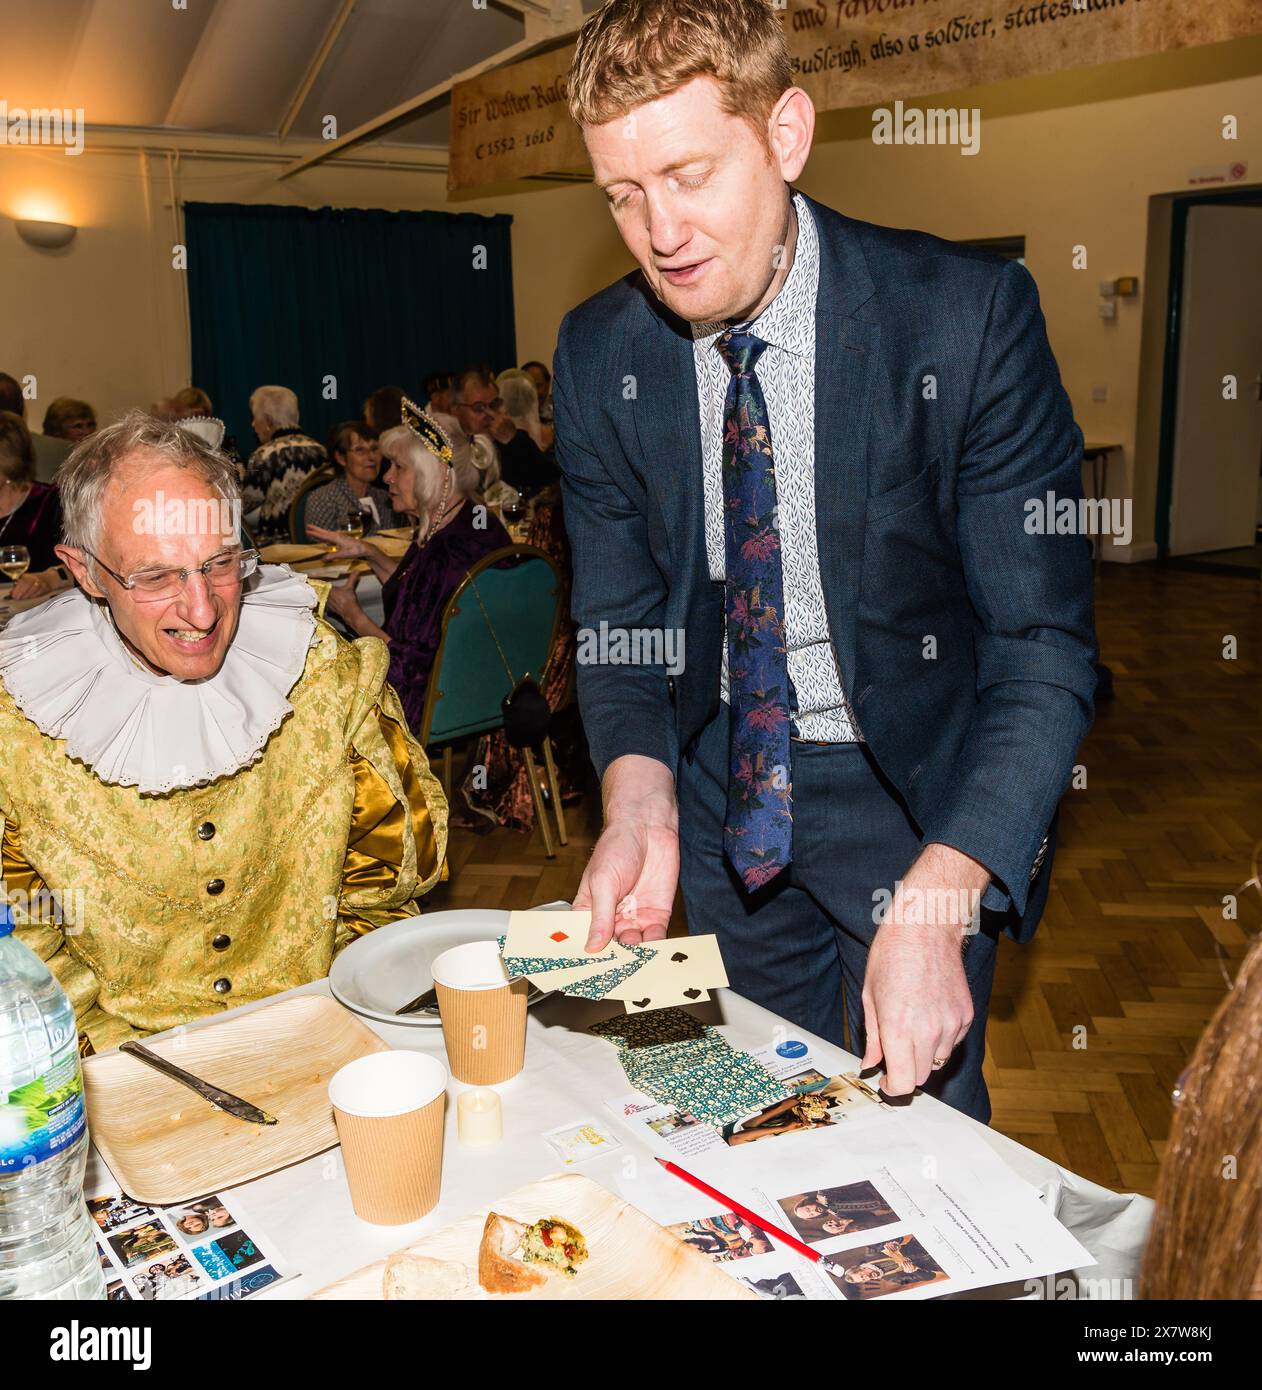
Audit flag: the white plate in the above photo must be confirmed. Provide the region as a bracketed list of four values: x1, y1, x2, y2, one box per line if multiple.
[330, 909, 509, 1026]
[329, 904, 572, 1027]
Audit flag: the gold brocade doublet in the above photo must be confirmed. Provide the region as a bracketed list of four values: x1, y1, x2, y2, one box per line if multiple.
[0, 616, 448, 1052]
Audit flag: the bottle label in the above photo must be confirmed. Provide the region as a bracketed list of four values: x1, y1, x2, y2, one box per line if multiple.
[0, 1045, 87, 1171]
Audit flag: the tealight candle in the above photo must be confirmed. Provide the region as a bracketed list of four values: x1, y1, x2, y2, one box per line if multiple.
[457, 1087, 503, 1146]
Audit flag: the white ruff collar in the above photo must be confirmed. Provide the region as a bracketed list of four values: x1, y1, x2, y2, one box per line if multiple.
[0, 565, 318, 794]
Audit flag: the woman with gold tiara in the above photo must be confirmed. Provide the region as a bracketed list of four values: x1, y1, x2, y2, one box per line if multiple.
[312, 401, 511, 733]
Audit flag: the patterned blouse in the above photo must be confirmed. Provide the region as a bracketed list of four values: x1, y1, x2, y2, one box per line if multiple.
[304, 474, 396, 535]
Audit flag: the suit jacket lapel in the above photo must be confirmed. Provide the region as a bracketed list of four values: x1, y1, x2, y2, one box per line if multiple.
[804, 193, 878, 695]
[630, 299, 707, 598]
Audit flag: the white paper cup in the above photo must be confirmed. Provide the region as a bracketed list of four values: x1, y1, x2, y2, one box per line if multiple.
[431, 941, 528, 1085]
[329, 1051, 447, 1225]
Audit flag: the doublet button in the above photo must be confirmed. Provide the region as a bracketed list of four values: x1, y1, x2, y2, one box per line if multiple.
[211, 934, 231, 952]
[197, 822, 216, 841]
[213, 978, 232, 995]
[206, 878, 225, 896]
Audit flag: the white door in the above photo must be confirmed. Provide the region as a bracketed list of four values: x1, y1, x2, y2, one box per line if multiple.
[1168, 204, 1262, 555]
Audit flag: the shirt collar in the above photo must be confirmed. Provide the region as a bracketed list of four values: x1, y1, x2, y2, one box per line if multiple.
[692, 191, 817, 358]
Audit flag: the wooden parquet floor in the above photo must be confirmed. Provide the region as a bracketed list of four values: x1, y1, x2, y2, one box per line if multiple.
[425, 563, 1262, 1198]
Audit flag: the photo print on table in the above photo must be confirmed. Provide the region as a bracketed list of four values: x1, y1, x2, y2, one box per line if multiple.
[781, 1068, 828, 1089]
[88, 1193, 155, 1234]
[646, 1107, 702, 1139]
[167, 1193, 238, 1241]
[722, 1075, 883, 1146]
[195, 1264, 286, 1300]
[666, 1212, 774, 1262]
[129, 1253, 203, 1301]
[777, 1180, 900, 1244]
[825, 1234, 949, 1300]
[107, 1220, 178, 1270]
[193, 1227, 266, 1280]
[741, 1272, 809, 1300]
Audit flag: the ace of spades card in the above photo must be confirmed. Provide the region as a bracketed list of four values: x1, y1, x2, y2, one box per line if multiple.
[604, 934, 728, 1012]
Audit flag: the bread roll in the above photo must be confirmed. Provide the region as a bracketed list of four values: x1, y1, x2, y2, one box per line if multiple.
[477, 1212, 548, 1294]
[383, 1252, 471, 1300]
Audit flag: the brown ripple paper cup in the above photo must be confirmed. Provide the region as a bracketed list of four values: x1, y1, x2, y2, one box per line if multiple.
[431, 940, 528, 1085]
[328, 1051, 447, 1225]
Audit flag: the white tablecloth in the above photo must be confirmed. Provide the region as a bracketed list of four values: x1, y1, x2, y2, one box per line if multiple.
[358, 574, 384, 629]
[85, 977, 1153, 1300]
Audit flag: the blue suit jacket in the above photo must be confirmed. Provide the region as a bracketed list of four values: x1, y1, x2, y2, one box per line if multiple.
[553, 191, 1097, 936]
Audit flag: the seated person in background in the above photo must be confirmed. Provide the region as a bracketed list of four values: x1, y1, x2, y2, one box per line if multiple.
[0, 410, 72, 601]
[241, 385, 328, 539]
[497, 367, 554, 453]
[0, 411, 448, 1053]
[522, 360, 554, 426]
[305, 420, 396, 536]
[42, 397, 97, 446]
[1140, 928, 1262, 1299]
[425, 370, 454, 416]
[364, 385, 406, 436]
[170, 385, 243, 475]
[489, 372, 558, 498]
[317, 406, 510, 733]
[0, 372, 72, 483]
[452, 367, 558, 500]
[363, 385, 407, 487]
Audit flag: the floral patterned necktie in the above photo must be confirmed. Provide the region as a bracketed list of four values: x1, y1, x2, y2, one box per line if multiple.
[716, 328, 793, 892]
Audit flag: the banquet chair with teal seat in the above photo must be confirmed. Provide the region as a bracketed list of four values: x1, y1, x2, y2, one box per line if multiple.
[417, 544, 567, 856]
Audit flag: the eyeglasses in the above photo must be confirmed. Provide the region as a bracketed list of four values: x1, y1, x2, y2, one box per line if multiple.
[84, 547, 259, 602]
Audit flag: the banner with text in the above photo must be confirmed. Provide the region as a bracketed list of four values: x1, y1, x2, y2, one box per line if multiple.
[448, 0, 1261, 190]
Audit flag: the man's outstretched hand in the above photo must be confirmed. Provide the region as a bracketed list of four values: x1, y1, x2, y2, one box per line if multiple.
[573, 754, 680, 950]
[860, 842, 992, 1098]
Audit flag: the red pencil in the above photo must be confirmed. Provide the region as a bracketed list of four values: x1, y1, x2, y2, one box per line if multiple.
[655, 1156, 842, 1275]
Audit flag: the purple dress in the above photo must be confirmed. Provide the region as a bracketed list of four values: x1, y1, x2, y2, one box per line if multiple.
[382, 503, 511, 733]
[0, 483, 62, 572]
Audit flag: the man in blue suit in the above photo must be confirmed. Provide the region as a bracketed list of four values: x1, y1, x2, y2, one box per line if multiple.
[553, 0, 1096, 1121]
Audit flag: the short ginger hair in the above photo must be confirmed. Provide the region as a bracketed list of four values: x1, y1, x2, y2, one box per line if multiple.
[567, 0, 791, 145]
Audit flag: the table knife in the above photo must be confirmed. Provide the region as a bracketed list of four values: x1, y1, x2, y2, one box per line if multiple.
[394, 982, 546, 1017]
[119, 1040, 278, 1125]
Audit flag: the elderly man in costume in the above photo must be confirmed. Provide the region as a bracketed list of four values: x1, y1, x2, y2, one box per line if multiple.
[0, 411, 448, 1053]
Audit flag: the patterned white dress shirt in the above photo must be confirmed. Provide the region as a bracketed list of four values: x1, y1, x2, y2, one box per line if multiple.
[691, 192, 862, 742]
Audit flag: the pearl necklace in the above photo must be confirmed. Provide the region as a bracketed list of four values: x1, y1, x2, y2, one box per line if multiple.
[415, 467, 457, 549]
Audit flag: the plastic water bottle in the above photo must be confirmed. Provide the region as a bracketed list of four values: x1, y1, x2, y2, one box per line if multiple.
[0, 903, 105, 1299]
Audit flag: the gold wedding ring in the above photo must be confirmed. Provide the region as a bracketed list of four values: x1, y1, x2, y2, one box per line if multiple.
[931, 1057, 949, 1070]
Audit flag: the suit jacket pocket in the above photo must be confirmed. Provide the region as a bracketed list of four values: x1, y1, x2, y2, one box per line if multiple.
[866, 457, 939, 521]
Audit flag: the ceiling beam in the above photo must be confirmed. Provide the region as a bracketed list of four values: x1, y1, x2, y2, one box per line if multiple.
[279, 0, 360, 141]
[275, 25, 579, 182]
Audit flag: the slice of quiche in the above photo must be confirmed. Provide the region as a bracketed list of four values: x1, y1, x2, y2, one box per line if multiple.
[477, 1211, 589, 1293]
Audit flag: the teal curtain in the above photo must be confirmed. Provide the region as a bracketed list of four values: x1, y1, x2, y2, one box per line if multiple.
[184, 201, 516, 452]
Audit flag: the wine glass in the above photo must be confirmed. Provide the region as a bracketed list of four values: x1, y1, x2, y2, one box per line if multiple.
[342, 507, 366, 541]
[500, 491, 526, 541]
[0, 545, 30, 584]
